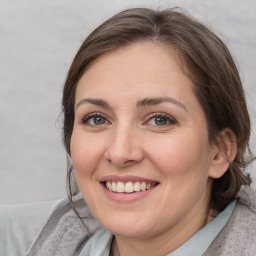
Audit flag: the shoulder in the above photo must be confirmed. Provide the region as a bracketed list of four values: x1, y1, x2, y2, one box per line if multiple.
[26, 194, 102, 256]
[0, 199, 62, 256]
[204, 187, 256, 256]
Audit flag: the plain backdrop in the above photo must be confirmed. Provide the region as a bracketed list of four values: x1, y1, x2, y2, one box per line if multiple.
[0, 0, 255, 204]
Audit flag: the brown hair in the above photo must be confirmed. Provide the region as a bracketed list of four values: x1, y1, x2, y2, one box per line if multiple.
[62, 8, 254, 212]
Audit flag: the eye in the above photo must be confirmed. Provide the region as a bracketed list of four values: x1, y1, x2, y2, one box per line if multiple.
[81, 113, 109, 126]
[146, 113, 176, 126]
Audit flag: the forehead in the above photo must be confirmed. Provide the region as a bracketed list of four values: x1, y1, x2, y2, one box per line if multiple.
[75, 42, 195, 101]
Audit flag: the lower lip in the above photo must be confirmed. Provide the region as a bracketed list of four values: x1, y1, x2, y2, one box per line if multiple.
[101, 183, 157, 202]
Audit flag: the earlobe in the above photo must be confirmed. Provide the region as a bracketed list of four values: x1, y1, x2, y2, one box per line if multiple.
[208, 128, 237, 179]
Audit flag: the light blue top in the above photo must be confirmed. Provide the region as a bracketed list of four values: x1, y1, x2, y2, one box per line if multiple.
[79, 200, 236, 256]
[0, 199, 236, 256]
[0, 199, 62, 256]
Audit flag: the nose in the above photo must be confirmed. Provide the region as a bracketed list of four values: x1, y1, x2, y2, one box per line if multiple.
[104, 125, 144, 168]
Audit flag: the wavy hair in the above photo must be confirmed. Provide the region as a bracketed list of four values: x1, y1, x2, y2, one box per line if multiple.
[62, 8, 254, 213]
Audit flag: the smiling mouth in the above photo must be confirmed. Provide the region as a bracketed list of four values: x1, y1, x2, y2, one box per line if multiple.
[103, 181, 159, 193]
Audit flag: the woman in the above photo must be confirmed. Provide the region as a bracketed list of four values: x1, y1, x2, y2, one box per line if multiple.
[2, 7, 255, 256]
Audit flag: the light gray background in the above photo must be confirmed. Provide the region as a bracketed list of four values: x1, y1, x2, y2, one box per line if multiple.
[0, 0, 255, 204]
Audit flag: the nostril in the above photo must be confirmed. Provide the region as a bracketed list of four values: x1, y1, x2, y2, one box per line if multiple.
[105, 155, 136, 167]
[123, 159, 135, 165]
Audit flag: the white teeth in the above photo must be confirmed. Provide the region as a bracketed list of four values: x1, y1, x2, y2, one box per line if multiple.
[134, 182, 141, 192]
[112, 182, 117, 192]
[106, 181, 112, 190]
[125, 182, 133, 193]
[116, 182, 125, 192]
[105, 181, 155, 193]
[141, 182, 146, 191]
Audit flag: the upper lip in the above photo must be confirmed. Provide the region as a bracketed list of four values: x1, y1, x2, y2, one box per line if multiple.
[99, 175, 159, 184]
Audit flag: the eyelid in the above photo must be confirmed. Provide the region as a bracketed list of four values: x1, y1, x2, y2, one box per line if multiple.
[144, 112, 177, 125]
[80, 111, 177, 127]
[81, 112, 111, 125]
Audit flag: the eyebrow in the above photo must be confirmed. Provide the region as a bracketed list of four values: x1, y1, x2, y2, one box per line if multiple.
[137, 97, 187, 111]
[76, 97, 187, 111]
[76, 98, 111, 109]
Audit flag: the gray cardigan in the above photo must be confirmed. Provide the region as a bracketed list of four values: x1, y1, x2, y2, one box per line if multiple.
[25, 188, 256, 256]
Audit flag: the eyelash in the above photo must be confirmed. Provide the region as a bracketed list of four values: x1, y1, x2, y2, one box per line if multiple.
[145, 112, 177, 127]
[80, 112, 177, 127]
[81, 112, 110, 126]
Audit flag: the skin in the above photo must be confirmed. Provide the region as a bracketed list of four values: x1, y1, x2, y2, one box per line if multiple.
[70, 42, 236, 256]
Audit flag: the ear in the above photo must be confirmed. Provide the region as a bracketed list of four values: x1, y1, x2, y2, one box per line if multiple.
[208, 128, 237, 179]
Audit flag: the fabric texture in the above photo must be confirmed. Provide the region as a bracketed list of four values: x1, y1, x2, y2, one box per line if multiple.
[27, 187, 256, 256]
[26, 195, 102, 256]
[0, 200, 61, 256]
[79, 229, 113, 256]
[203, 187, 256, 256]
[1, 188, 255, 256]
[78, 201, 236, 256]
[171, 200, 236, 256]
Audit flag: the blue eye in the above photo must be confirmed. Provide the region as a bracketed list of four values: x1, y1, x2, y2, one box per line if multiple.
[82, 114, 107, 126]
[147, 114, 176, 126]
[154, 116, 168, 125]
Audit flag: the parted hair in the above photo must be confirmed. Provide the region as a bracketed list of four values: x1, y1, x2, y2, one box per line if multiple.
[62, 8, 253, 212]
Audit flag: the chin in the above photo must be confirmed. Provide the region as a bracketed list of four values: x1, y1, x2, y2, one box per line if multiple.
[108, 226, 150, 238]
[100, 215, 154, 238]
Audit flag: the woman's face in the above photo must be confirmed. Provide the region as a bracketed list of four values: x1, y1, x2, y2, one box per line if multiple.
[71, 42, 218, 242]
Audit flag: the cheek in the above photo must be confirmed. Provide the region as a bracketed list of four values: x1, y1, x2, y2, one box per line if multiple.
[147, 131, 211, 179]
[148, 134, 212, 214]
[70, 131, 103, 178]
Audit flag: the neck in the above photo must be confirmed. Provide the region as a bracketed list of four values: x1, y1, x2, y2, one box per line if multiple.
[111, 239, 120, 256]
[111, 204, 212, 256]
